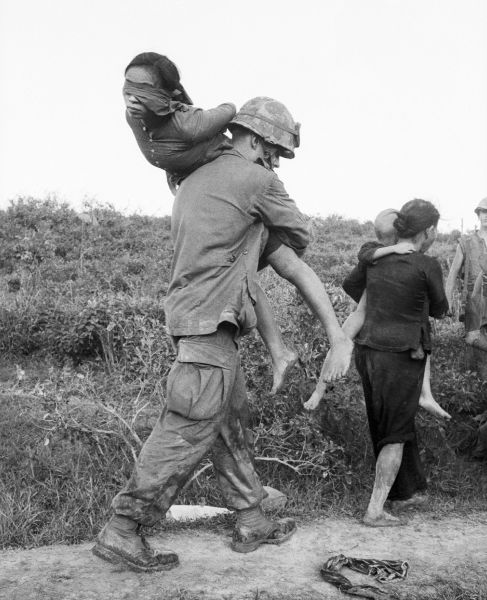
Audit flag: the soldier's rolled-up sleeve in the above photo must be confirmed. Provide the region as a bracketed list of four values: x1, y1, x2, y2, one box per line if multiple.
[175, 103, 237, 143]
[252, 174, 310, 254]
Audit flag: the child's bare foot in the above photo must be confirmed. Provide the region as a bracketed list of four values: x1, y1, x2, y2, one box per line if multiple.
[270, 349, 298, 395]
[303, 387, 325, 411]
[363, 510, 405, 527]
[419, 394, 451, 420]
[321, 337, 354, 381]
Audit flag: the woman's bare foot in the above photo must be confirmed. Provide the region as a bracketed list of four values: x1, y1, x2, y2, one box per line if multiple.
[321, 337, 354, 381]
[419, 394, 451, 420]
[390, 493, 428, 512]
[363, 510, 404, 527]
[270, 349, 298, 395]
[466, 330, 487, 351]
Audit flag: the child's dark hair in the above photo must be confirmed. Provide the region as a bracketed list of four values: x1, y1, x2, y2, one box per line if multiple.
[125, 53, 181, 92]
[394, 199, 440, 238]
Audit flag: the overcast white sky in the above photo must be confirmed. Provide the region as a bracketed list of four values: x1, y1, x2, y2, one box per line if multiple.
[1, 0, 486, 231]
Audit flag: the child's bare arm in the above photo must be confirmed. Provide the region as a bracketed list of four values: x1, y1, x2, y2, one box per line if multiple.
[342, 291, 367, 339]
[370, 242, 415, 261]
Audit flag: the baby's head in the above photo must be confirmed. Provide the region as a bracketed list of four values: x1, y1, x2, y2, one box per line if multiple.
[374, 208, 398, 245]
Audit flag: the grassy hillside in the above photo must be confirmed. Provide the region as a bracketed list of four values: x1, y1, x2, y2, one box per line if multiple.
[0, 196, 485, 550]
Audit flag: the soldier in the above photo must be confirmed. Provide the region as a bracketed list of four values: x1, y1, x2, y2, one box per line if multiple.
[93, 97, 352, 572]
[124, 55, 350, 392]
[445, 198, 487, 351]
[446, 198, 487, 459]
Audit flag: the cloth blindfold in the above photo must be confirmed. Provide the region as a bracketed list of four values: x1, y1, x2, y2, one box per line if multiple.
[123, 81, 188, 117]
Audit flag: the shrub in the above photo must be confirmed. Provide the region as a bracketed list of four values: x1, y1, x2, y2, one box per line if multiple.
[1, 195, 486, 550]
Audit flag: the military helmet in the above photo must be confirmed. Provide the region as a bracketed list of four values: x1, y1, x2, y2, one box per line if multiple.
[230, 96, 300, 158]
[474, 197, 487, 215]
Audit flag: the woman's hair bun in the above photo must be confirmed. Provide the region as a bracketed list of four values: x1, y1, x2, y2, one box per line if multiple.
[393, 199, 440, 238]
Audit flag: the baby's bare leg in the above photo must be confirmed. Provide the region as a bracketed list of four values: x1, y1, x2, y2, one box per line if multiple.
[303, 379, 327, 411]
[418, 355, 451, 420]
[267, 246, 353, 381]
[255, 283, 297, 395]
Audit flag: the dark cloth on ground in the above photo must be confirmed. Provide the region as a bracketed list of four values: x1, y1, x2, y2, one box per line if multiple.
[165, 149, 310, 337]
[112, 324, 266, 525]
[321, 554, 408, 600]
[355, 253, 447, 353]
[354, 344, 428, 501]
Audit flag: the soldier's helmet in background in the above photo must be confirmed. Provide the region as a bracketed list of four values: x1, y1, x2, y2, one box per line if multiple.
[474, 197, 487, 215]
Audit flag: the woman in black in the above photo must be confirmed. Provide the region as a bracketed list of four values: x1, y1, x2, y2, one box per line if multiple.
[354, 199, 448, 527]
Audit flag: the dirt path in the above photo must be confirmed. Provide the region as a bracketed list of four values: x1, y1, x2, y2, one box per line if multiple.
[1, 513, 486, 600]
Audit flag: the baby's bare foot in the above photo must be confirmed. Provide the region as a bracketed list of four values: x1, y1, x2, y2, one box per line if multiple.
[270, 349, 298, 395]
[321, 337, 354, 381]
[303, 388, 325, 411]
[419, 394, 451, 420]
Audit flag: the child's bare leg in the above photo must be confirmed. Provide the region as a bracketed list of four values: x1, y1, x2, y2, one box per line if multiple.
[255, 283, 297, 395]
[418, 355, 451, 420]
[363, 443, 404, 527]
[266, 246, 353, 381]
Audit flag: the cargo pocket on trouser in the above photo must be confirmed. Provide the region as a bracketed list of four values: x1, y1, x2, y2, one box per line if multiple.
[166, 340, 233, 421]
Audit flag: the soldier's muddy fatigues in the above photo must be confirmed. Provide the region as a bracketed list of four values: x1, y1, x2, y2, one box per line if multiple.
[112, 149, 309, 524]
[113, 324, 263, 524]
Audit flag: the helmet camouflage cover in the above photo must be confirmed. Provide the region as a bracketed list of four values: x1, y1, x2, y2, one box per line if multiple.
[230, 96, 300, 158]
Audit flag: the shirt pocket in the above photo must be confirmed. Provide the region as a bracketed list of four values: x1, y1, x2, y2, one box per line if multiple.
[166, 340, 232, 421]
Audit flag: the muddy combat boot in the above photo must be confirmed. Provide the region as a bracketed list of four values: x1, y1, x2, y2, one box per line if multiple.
[92, 515, 179, 573]
[231, 506, 296, 553]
